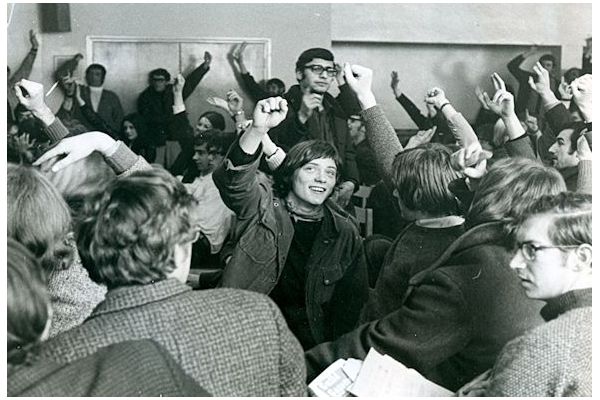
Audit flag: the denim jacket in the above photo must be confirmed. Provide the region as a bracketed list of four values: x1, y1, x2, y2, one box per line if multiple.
[213, 148, 369, 344]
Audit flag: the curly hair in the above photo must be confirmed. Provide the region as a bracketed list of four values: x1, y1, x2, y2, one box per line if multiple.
[8, 164, 74, 272]
[8, 238, 49, 366]
[465, 158, 566, 229]
[391, 143, 461, 217]
[272, 140, 342, 199]
[43, 152, 116, 226]
[77, 168, 199, 289]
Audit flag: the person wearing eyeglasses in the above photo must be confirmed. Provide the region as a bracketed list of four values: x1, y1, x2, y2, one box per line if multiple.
[459, 192, 591, 396]
[268, 48, 362, 209]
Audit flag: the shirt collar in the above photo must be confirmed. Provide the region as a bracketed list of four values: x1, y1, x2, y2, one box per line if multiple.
[415, 215, 465, 228]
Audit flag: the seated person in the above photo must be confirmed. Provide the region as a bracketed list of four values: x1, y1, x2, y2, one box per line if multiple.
[7, 237, 209, 397]
[120, 113, 157, 162]
[507, 47, 560, 114]
[137, 52, 212, 167]
[8, 163, 107, 337]
[180, 130, 236, 268]
[32, 132, 307, 397]
[232, 41, 286, 101]
[305, 64, 567, 392]
[347, 114, 381, 186]
[390, 70, 453, 145]
[360, 144, 466, 322]
[167, 74, 226, 175]
[213, 97, 369, 350]
[78, 63, 124, 135]
[460, 192, 592, 396]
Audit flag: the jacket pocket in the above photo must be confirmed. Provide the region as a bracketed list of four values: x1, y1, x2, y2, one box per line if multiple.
[322, 264, 344, 286]
[238, 225, 277, 264]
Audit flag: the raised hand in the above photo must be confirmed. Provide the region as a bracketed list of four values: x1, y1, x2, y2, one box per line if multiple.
[204, 51, 212, 66]
[527, 61, 552, 95]
[298, 85, 324, 123]
[482, 73, 515, 118]
[570, 74, 592, 121]
[232, 42, 248, 62]
[343, 63, 376, 109]
[173, 73, 185, 94]
[475, 86, 489, 110]
[558, 76, 572, 100]
[206, 96, 229, 112]
[406, 126, 437, 150]
[252, 97, 288, 132]
[450, 142, 492, 180]
[390, 71, 401, 97]
[577, 132, 592, 161]
[33, 131, 117, 172]
[14, 79, 45, 112]
[226, 89, 244, 114]
[29, 29, 39, 50]
[334, 62, 345, 85]
[425, 87, 448, 109]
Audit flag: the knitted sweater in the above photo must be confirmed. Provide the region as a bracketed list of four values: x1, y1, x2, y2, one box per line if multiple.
[47, 254, 107, 337]
[487, 288, 592, 396]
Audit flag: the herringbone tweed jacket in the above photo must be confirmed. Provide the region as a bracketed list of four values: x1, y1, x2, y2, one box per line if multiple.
[39, 279, 307, 397]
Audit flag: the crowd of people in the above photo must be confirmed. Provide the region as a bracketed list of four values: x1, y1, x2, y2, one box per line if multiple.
[7, 28, 592, 397]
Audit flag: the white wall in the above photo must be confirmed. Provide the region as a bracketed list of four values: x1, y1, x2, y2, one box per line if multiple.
[331, 3, 591, 68]
[7, 3, 332, 112]
[331, 3, 591, 129]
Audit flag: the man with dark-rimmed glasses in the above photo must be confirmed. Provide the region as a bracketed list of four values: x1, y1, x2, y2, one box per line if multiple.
[269, 48, 361, 208]
[459, 191, 591, 396]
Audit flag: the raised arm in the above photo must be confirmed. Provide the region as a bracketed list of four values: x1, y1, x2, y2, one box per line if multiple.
[8, 30, 39, 86]
[576, 134, 592, 194]
[213, 97, 288, 219]
[168, 74, 195, 175]
[233, 42, 269, 101]
[343, 63, 401, 182]
[182, 51, 211, 100]
[33, 130, 151, 176]
[391, 71, 430, 129]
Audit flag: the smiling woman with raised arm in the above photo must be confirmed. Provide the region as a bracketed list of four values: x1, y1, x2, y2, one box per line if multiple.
[212, 96, 369, 350]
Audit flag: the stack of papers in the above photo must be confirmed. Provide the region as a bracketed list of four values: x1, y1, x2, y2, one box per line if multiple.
[309, 348, 454, 397]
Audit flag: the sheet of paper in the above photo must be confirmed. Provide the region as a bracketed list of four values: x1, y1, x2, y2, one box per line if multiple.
[349, 348, 454, 397]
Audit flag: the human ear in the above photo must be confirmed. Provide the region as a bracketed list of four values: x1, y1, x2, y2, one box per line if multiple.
[573, 244, 592, 271]
[296, 69, 305, 82]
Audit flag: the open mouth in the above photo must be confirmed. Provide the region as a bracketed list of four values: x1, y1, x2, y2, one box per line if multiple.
[309, 186, 327, 193]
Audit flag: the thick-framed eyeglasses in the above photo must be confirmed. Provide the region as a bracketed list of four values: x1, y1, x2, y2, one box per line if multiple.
[304, 65, 337, 77]
[516, 242, 579, 261]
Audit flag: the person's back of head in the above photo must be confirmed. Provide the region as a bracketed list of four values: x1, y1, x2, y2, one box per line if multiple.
[391, 143, 461, 220]
[8, 163, 74, 272]
[8, 238, 50, 366]
[42, 152, 116, 226]
[465, 157, 566, 229]
[77, 168, 200, 289]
